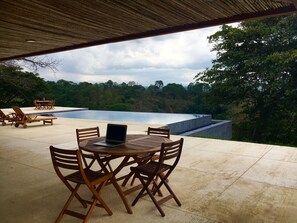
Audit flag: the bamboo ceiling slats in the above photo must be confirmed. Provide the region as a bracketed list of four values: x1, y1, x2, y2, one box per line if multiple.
[0, 0, 296, 61]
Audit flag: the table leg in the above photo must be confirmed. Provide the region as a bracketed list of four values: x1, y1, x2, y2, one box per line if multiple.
[110, 176, 133, 214]
[95, 154, 133, 214]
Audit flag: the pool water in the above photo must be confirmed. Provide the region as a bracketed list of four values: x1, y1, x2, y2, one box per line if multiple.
[54, 110, 201, 125]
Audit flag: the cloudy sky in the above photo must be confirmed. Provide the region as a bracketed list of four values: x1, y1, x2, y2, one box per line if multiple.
[40, 26, 221, 86]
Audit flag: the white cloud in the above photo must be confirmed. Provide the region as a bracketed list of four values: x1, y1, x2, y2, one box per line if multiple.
[40, 26, 220, 86]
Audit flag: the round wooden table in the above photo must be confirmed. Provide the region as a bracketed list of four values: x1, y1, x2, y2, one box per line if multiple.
[79, 134, 171, 214]
[79, 134, 170, 156]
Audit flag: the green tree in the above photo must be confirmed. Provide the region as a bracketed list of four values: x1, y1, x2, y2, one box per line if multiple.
[0, 64, 47, 107]
[186, 82, 224, 116]
[161, 83, 189, 113]
[196, 14, 297, 145]
[47, 79, 78, 106]
[109, 103, 130, 111]
[162, 83, 186, 99]
[154, 80, 164, 89]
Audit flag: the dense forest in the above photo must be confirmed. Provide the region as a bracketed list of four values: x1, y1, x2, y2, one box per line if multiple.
[1, 14, 296, 146]
[0, 71, 221, 118]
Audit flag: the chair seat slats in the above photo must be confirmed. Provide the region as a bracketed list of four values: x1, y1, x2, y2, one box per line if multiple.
[131, 162, 170, 175]
[65, 169, 108, 184]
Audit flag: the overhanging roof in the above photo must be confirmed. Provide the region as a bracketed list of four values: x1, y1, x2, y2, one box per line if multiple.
[0, 0, 296, 61]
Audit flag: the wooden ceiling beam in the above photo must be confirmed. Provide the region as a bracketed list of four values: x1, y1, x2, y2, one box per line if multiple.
[279, 0, 297, 8]
[290, 0, 297, 8]
[0, 4, 296, 62]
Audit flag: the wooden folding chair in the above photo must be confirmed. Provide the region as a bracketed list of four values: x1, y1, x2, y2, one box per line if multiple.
[147, 127, 170, 161]
[33, 100, 41, 110]
[122, 127, 170, 187]
[47, 99, 55, 109]
[147, 127, 170, 139]
[76, 127, 112, 171]
[130, 138, 184, 217]
[50, 146, 113, 223]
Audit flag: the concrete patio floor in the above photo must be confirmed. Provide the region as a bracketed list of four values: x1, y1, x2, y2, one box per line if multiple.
[1, 117, 297, 222]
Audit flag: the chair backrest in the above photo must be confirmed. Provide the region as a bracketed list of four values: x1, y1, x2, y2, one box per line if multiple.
[159, 138, 184, 168]
[48, 100, 55, 106]
[76, 127, 100, 145]
[50, 146, 83, 179]
[12, 106, 25, 119]
[76, 127, 101, 168]
[50, 146, 80, 169]
[147, 127, 170, 139]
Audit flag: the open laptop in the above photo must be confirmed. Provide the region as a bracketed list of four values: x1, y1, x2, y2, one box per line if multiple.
[93, 123, 127, 147]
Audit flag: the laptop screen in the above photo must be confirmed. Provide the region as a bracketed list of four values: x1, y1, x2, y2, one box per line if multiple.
[105, 124, 127, 143]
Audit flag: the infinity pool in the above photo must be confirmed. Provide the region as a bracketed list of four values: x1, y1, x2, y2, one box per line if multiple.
[54, 110, 202, 125]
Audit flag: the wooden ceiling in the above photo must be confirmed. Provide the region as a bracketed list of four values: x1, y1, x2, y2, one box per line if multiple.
[0, 0, 296, 61]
